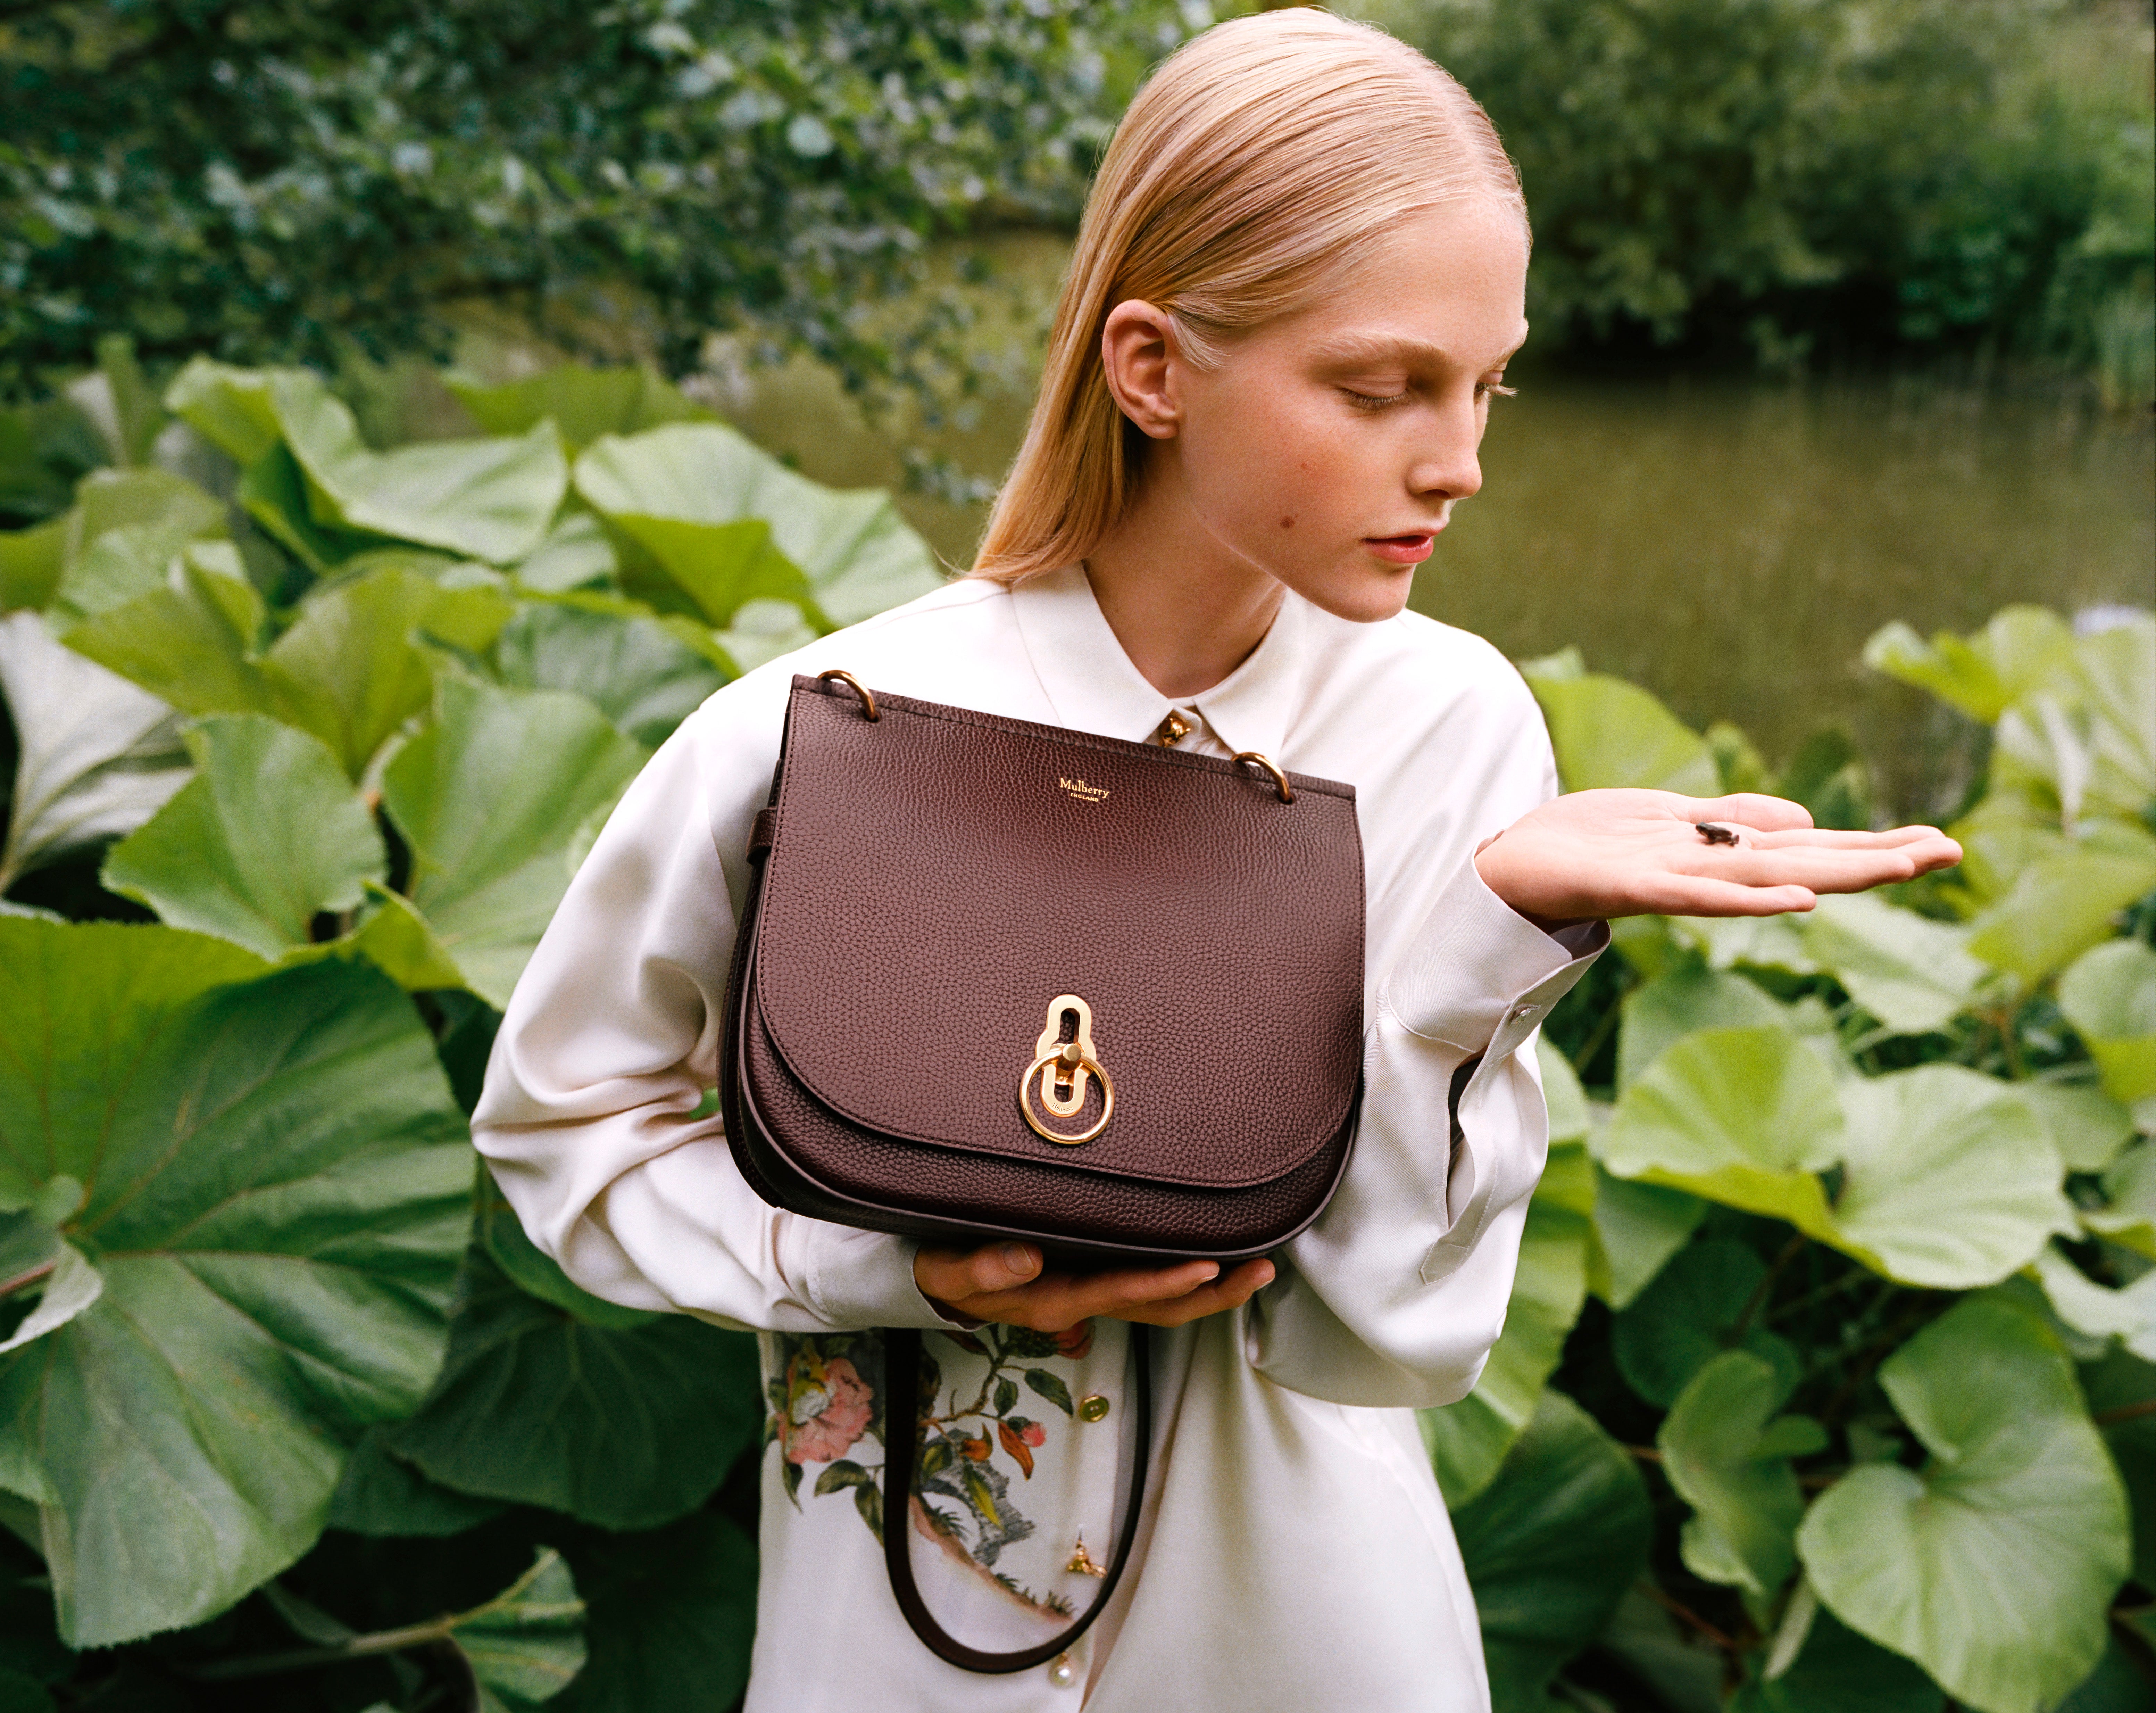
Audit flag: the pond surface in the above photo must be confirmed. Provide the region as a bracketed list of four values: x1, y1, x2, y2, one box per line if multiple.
[714, 242, 2152, 820]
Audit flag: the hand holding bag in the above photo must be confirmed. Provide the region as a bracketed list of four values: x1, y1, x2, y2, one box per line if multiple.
[720, 670, 1367, 1670]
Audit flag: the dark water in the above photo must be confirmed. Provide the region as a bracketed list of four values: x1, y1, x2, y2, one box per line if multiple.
[712, 242, 2152, 820]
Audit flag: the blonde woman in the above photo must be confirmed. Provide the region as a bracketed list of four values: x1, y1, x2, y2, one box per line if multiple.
[475, 12, 1959, 1709]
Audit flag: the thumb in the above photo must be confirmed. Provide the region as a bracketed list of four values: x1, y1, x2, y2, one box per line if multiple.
[969, 1241, 1041, 1294]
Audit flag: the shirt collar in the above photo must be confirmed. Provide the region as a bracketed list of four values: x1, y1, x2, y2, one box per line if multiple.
[1008, 563, 1306, 763]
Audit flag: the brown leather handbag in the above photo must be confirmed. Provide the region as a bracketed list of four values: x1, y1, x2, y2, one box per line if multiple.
[721, 670, 1366, 1672]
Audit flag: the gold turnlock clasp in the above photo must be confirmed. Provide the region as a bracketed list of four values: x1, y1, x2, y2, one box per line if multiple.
[1019, 994, 1115, 1145]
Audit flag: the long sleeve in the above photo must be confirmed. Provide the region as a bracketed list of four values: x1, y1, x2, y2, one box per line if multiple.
[470, 686, 953, 1333]
[1246, 676, 1606, 1408]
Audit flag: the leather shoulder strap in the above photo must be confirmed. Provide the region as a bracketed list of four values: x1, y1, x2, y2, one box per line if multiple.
[881, 1324, 1152, 1674]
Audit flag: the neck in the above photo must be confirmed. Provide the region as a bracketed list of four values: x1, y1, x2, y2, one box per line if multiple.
[1082, 461, 1285, 700]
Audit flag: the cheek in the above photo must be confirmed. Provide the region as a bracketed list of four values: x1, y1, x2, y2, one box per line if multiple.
[1183, 388, 1358, 545]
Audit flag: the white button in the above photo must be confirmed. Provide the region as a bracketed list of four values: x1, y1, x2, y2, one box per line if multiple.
[1048, 1652, 1078, 1688]
[1510, 1004, 1540, 1022]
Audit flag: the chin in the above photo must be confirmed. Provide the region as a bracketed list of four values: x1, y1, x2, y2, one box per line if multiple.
[1291, 568, 1418, 626]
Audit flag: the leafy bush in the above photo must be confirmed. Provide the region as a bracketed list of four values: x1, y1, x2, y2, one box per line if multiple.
[1388, 0, 2155, 385]
[0, 356, 2150, 1708]
[0, 0, 1209, 396]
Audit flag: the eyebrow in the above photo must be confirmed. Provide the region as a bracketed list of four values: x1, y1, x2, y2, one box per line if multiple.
[1307, 331, 1526, 373]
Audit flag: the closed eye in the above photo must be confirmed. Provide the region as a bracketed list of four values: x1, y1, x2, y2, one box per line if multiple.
[1343, 388, 1408, 412]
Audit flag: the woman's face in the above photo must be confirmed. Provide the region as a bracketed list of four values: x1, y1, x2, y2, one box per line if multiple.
[1146, 199, 1530, 625]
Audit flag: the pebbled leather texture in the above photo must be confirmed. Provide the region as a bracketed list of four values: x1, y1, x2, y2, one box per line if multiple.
[722, 675, 1367, 1262]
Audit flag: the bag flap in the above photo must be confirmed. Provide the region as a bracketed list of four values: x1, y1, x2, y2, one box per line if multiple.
[750, 677, 1366, 1192]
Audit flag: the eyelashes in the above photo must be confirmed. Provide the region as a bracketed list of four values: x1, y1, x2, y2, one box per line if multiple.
[1341, 381, 1516, 412]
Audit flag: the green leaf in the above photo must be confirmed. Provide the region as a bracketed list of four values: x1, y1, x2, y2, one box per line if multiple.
[1424, 1143, 1593, 1505]
[553, 1509, 756, 1713]
[514, 513, 618, 594]
[452, 1548, 587, 1712]
[2078, 1347, 2156, 1589]
[1613, 1238, 1800, 1408]
[1617, 965, 1796, 1091]
[163, 357, 290, 467]
[2058, 940, 2156, 1109]
[1537, 1035, 1590, 1143]
[2008, 1082, 2136, 1174]
[0, 924, 472, 1646]
[0, 515, 67, 613]
[1589, 1167, 1706, 1308]
[264, 564, 513, 778]
[1830, 1065, 2070, 1289]
[710, 597, 817, 674]
[0, 611, 188, 893]
[239, 444, 390, 574]
[1863, 608, 2079, 725]
[272, 373, 570, 566]
[1450, 1389, 1652, 1713]
[1660, 1350, 1823, 1597]
[1966, 847, 2156, 986]
[1795, 893, 1987, 1036]
[0, 1243, 102, 1357]
[1734, 1605, 1946, 1713]
[382, 678, 647, 1007]
[1023, 1369, 1074, 1416]
[1798, 1296, 2131, 1713]
[573, 423, 941, 630]
[2083, 1140, 2156, 1259]
[344, 884, 467, 992]
[1599, 1028, 1844, 1236]
[2029, 1246, 2156, 1363]
[446, 365, 714, 454]
[93, 336, 164, 470]
[387, 1250, 762, 1530]
[102, 715, 386, 960]
[1521, 664, 1721, 796]
[325, 1430, 509, 1538]
[45, 469, 226, 627]
[494, 601, 727, 748]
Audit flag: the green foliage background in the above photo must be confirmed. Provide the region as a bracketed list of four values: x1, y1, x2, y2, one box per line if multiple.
[0, 346, 2149, 1711]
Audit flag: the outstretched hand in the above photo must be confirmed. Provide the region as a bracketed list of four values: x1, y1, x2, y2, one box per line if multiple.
[1474, 789, 1962, 923]
[914, 1242, 1274, 1332]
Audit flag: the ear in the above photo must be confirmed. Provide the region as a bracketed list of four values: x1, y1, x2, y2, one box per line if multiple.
[1100, 300, 1184, 440]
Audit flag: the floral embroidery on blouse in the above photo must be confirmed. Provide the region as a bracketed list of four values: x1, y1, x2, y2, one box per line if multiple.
[765, 1321, 1095, 1620]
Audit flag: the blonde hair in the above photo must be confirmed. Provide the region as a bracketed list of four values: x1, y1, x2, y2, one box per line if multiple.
[971, 8, 1523, 584]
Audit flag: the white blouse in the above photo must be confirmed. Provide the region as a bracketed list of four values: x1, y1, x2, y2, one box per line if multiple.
[474, 564, 1606, 1713]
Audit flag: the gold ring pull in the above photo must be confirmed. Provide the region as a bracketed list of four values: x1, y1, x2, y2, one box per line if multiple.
[1019, 1047, 1116, 1144]
[1233, 751, 1294, 804]
[817, 669, 879, 721]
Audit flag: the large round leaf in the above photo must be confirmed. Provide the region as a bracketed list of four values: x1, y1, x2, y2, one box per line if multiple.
[2058, 940, 2156, 1111]
[1795, 892, 1987, 1037]
[1451, 1389, 1652, 1713]
[493, 601, 726, 750]
[1734, 1604, 1946, 1713]
[102, 715, 386, 960]
[1615, 966, 1796, 1092]
[382, 678, 647, 1009]
[1598, 1027, 1844, 1236]
[1966, 847, 2156, 987]
[386, 1251, 762, 1530]
[0, 921, 472, 1646]
[1830, 1065, 2069, 1289]
[1797, 1296, 2131, 1713]
[1521, 665, 1721, 797]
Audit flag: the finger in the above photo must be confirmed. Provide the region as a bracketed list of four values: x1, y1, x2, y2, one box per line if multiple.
[1697, 845, 1951, 893]
[1667, 792, 1816, 832]
[1744, 825, 1946, 851]
[958, 1259, 1224, 1327]
[1640, 876, 1820, 917]
[1119, 1258, 1276, 1327]
[915, 1241, 1042, 1304]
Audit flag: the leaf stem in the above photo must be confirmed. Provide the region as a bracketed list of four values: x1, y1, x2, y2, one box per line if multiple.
[2095, 1399, 2156, 1427]
[1641, 1582, 1740, 1655]
[186, 1617, 459, 1680]
[1730, 1233, 1808, 1342]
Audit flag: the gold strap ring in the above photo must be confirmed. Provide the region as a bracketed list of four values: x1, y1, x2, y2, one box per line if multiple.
[1019, 1051, 1115, 1145]
[1233, 751, 1295, 804]
[817, 669, 879, 721]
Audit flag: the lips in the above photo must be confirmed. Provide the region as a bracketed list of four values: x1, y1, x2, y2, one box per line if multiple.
[1362, 532, 1436, 565]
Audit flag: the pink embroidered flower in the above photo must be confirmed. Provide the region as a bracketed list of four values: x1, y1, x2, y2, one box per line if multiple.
[1054, 1321, 1094, 1360]
[784, 1356, 873, 1465]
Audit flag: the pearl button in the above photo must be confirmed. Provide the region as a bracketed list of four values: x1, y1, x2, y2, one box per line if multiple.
[1078, 1393, 1111, 1422]
[1510, 1004, 1539, 1023]
[1048, 1652, 1078, 1688]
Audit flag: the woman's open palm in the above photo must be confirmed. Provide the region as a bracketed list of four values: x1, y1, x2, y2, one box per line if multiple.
[1474, 789, 1963, 922]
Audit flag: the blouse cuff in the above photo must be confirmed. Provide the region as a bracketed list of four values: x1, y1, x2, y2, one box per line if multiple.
[1384, 854, 1609, 1055]
[801, 1222, 956, 1331]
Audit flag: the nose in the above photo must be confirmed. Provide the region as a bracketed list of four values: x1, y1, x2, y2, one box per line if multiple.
[1404, 392, 1485, 505]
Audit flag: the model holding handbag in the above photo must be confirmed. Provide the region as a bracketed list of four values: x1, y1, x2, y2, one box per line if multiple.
[473, 12, 1961, 1710]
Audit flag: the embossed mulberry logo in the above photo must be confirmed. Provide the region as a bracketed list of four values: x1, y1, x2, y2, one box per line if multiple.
[1058, 776, 1109, 804]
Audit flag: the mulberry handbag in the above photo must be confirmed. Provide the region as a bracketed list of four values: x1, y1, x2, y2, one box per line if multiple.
[720, 669, 1367, 1672]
